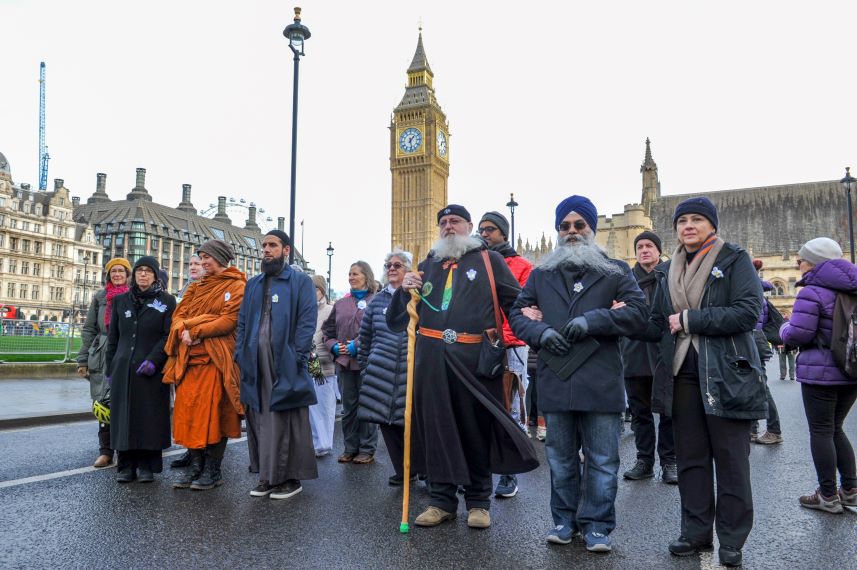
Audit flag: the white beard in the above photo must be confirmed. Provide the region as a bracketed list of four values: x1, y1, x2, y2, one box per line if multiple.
[431, 235, 484, 260]
[538, 233, 623, 275]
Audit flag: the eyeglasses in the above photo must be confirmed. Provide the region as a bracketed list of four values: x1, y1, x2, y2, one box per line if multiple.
[384, 262, 406, 270]
[559, 220, 588, 232]
[478, 226, 498, 234]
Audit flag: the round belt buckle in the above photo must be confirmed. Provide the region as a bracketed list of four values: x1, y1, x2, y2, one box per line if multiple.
[442, 329, 458, 344]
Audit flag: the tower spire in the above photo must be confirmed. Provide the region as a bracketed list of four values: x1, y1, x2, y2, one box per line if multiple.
[408, 29, 433, 75]
[641, 137, 657, 171]
[640, 137, 660, 211]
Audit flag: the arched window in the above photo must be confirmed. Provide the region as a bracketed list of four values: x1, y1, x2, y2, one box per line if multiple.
[771, 280, 787, 296]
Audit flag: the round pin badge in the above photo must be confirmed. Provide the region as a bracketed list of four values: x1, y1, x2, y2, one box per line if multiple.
[422, 282, 434, 296]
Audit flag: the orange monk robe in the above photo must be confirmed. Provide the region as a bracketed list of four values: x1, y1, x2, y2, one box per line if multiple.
[163, 266, 246, 449]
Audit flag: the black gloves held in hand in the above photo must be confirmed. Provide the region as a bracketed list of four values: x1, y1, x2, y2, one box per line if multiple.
[539, 328, 571, 356]
[561, 316, 589, 343]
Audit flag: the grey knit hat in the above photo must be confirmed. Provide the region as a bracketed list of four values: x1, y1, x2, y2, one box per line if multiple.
[799, 237, 843, 265]
[479, 211, 510, 239]
[197, 239, 235, 267]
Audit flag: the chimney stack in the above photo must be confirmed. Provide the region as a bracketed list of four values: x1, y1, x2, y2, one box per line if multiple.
[127, 167, 152, 201]
[277, 217, 285, 231]
[213, 196, 232, 224]
[177, 183, 197, 214]
[72, 196, 80, 207]
[88, 172, 111, 204]
[245, 205, 260, 232]
[54, 178, 64, 190]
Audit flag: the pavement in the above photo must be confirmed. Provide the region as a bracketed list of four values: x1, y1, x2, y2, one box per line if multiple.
[0, 376, 91, 427]
[0, 364, 855, 569]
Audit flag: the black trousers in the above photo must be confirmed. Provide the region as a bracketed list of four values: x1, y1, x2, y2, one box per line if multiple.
[117, 449, 163, 473]
[380, 424, 405, 478]
[673, 371, 753, 549]
[801, 383, 857, 496]
[526, 363, 539, 422]
[98, 423, 113, 456]
[625, 376, 675, 465]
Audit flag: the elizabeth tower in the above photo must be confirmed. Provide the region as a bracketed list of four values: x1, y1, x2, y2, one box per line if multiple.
[390, 31, 450, 261]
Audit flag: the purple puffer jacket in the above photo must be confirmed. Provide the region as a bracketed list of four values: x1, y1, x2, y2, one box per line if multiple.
[754, 280, 773, 330]
[780, 259, 857, 386]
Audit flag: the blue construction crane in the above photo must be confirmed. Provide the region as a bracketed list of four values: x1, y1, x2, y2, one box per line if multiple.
[38, 61, 49, 191]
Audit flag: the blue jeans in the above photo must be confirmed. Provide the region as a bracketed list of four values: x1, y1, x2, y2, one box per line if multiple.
[544, 411, 621, 535]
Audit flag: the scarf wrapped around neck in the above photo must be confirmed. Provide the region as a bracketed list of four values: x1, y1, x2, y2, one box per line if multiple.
[104, 282, 130, 329]
[668, 233, 725, 375]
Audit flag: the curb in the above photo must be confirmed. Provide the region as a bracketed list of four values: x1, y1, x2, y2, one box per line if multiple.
[0, 411, 93, 430]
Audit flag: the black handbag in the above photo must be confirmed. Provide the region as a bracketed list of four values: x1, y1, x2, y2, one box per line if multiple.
[476, 250, 507, 379]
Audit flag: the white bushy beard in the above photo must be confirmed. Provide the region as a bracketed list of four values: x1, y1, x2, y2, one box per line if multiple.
[431, 234, 484, 260]
[539, 233, 623, 275]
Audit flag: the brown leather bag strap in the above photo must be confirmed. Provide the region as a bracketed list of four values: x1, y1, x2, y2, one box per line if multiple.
[481, 250, 504, 334]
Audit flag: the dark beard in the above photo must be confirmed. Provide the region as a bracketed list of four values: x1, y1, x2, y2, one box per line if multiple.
[261, 255, 286, 276]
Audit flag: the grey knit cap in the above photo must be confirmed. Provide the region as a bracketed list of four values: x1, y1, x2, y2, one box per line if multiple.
[197, 239, 235, 267]
[799, 237, 842, 265]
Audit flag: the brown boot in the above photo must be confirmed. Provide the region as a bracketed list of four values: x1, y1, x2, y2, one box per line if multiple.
[414, 506, 455, 527]
[93, 454, 113, 469]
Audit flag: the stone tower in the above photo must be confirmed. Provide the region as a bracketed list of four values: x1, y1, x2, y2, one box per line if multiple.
[641, 138, 660, 215]
[390, 30, 450, 261]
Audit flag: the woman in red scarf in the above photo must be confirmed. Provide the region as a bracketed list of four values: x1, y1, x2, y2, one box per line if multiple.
[76, 257, 131, 468]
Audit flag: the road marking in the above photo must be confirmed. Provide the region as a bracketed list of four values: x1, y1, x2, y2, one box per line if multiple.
[699, 551, 718, 569]
[0, 437, 247, 490]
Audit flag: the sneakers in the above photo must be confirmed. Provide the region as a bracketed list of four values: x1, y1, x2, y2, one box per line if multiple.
[250, 482, 275, 497]
[270, 480, 302, 500]
[755, 431, 784, 445]
[584, 531, 612, 552]
[623, 459, 654, 480]
[494, 475, 519, 498]
[661, 463, 678, 484]
[546, 525, 575, 545]
[799, 489, 844, 513]
[467, 508, 491, 529]
[414, 506, 455, 527]
[840, 486, 857, 507]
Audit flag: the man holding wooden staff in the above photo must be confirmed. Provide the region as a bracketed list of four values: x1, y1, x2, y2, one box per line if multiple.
[386, 204, 539, 530]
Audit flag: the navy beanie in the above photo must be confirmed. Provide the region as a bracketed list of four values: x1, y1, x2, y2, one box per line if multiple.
[634, 231, 663, 254]
[673, 196, 718, 231]
[437, 204, 471, 223]
[555, 195, 598, 232]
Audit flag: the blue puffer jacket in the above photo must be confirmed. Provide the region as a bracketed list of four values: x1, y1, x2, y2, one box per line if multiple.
[357, 285, 408, 426]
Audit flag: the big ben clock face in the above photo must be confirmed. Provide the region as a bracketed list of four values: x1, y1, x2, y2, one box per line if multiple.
[399, 127, 423, 153]
[436, 131, 448, 158]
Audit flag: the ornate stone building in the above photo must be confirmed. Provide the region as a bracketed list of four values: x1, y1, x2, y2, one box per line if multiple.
[0, 152, 102, 322]
[594, 139, 853, 313]
[390, 31, 450, 261]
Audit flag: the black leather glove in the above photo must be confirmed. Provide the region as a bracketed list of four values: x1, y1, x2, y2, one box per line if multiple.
[539, 328, 571, 356]
[560, 316, 589, 343]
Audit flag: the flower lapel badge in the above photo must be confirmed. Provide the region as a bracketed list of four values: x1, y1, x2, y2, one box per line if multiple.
[357, 300, 367, 310]
[466, 269, 477, 282]
[711, 267, 724, 279]
[147, 299, 168, 313]
[573, 282, 584, 293]
[124, 310, 132, 318]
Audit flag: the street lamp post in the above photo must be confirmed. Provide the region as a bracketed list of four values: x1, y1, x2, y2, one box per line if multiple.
[326, 242, 334, 299]
[283, 7, 311, 266]
[506, 193, 519, 246]
[841, 167, 856, 264]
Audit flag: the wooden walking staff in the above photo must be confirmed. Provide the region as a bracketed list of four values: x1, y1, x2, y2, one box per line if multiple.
[400, 289, 421, 534]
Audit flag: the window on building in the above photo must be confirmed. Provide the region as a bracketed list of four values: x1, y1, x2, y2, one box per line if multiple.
[102, 235, 112, 248]
[22, 239, 30, 253]
[9, 237, 18, 250]
[151, 237, 159, 252]
[7, 283, 16, 297]
[21, 261, 29, 275]
[34, 205, 41, 215]
[58, 266, 65, 279]
[10, 219, 17, 229]
[0, 196, 5, 207]
[132, 221, 145, 230]
[33, 263, 41, 277]
[31, 286, 39, 300]
[22, 221, 30, 230]
[9, 259, 17, 273]
[34, 223, 41, 233]
[34, 241, 42, 254]
[19, 284, 28, 299]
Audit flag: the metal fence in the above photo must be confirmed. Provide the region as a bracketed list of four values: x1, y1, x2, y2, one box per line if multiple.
[0, 319, 82, 362]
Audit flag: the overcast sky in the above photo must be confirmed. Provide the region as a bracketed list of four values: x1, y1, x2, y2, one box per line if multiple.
[2, 1, 855, 291]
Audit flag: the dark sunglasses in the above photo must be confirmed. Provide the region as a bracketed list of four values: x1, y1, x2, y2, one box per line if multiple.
[384, 262, 406, 270]
[478, 226, 499, 234]
[559, 220, 588, 232]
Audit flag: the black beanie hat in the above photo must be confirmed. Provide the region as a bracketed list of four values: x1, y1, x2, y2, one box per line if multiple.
[133, 255, 160, 276]
[634, 231, 662, 254]
[673, 196, 718, 231]
[479, 211, 510, 239]
[265, 229, 291, 247]
[437, 204, 471, 224]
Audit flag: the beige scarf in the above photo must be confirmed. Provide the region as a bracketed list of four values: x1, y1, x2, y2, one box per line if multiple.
[668, 235, 725, 375]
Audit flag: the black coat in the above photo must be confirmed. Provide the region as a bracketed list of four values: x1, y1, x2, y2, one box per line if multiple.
[620, 264, 659, 378]
[386, 246, 538, 481]
[357, 286, 407, 426]
[509, 259, 648, 414]
[637, 242, 767, 420]
[105, 289, 175, 451]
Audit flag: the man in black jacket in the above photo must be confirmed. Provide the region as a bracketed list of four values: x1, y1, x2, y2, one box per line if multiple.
[621, 231, 677, 483]
[509, 195, 648, 554]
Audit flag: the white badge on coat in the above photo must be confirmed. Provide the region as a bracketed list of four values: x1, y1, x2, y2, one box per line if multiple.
[272, 294, 279, 303]
[382, 307, 387, 316]
[124, 310, 132, 318]
[466, 269, 477, 281]
[573, 282, 584, 293]
[225, 291, 231, 302]
[357, 300, 367, 310]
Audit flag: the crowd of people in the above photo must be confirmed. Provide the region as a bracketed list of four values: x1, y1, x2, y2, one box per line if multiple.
[76, 195, 857, 567]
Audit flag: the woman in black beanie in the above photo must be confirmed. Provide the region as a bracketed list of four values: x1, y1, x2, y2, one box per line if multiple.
[105, 256, 176, 483]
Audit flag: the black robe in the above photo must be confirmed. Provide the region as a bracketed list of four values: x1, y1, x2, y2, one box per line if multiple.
[105, 290, 175, 452]
[387, 246, 538, 482]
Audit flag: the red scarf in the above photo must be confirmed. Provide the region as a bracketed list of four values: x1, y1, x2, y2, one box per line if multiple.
[104, 282, 129, 329]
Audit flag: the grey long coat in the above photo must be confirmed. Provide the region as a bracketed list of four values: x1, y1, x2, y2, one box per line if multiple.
[77, 288, 110, 401]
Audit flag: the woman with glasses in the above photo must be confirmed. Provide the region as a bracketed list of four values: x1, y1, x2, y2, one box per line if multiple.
[105, 257, 176, 483]
[780, 238, 857, 513]
[357, 251, 414, 485]
[322, 261, 379, 464]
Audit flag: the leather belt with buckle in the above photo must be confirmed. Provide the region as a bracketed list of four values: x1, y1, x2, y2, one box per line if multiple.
[418, 327, 482, 344]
